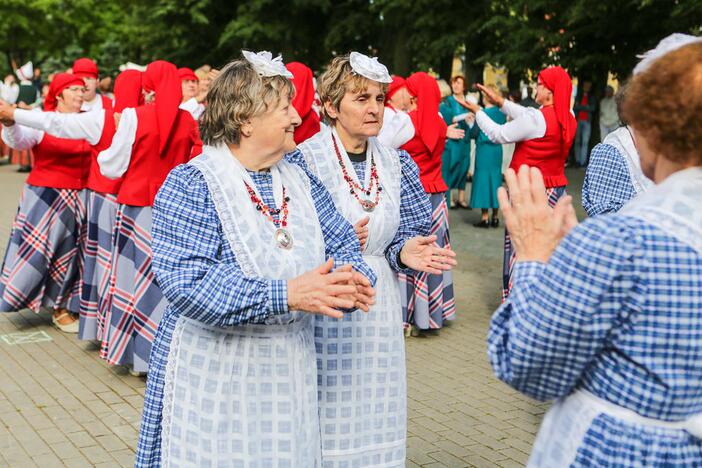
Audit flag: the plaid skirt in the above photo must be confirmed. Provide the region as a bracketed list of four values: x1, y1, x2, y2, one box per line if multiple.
[0, 184, 87, 313]
[400, 193, 456, 330]
[502, 186, 566, 301]
[99, 204, 167, 372]
[78, 191, 119, 341]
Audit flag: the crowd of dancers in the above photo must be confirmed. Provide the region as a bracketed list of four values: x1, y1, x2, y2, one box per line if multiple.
[0, 31, 700, 467]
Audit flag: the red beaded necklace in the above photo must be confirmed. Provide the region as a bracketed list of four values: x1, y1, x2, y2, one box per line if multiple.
[244, 182, 290, 229]
[331, 134, 383, 212]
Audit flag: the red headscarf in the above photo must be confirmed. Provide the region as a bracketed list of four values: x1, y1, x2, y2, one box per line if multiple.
[143, 60, 183, 155]
[385, 75, 406, 106]
[72, 58, 99, 79]
[177, 67, 199, 82]
[113, 70, 144, 114]
[405, 72, 446, 153]
[44, 73, 85, 111]
[537, 66, 577, 159]
[285, 62, 320, 144]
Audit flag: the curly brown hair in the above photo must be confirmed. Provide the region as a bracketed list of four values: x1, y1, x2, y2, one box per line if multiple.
[622, 42, 702, 164]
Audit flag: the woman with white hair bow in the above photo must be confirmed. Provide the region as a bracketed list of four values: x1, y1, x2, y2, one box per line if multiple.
[488, 35, 702, 466]
[298, 52, 457, 466]
[135, 51, 377, 467]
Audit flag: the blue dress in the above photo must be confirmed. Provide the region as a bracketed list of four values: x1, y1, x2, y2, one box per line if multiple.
[470, 106, 506, 209]
[489, 211, 702, 465]
[581, 143, 636, 216]
[439, 95, 471, 198]
[135, 151, 376, 466]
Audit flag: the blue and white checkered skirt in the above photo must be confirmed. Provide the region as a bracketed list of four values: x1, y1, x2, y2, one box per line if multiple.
[0, 184, 86, 313]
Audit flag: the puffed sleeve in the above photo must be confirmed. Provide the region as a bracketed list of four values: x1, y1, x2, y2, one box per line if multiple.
[581, 143, 637, 216]
[151, 164, 289, 328]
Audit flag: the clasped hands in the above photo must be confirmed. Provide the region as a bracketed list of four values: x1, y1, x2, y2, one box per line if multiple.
[287, 259, 375, 319]
[497, 165, 578, 263]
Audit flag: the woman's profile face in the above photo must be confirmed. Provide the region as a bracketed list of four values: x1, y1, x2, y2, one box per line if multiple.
[249, 89, 301, 156]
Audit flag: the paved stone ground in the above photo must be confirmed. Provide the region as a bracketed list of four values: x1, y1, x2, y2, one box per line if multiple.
[0, 163, 585, 467]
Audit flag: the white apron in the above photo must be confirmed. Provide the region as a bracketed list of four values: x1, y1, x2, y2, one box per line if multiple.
[528, 167, 702, 468]
[160, 144, 326, 467]
[299, 128, 406, 467]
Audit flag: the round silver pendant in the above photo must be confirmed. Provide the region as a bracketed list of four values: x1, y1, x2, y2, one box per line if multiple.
[274, 228, 293, 250]
[361, 200, 376, 212]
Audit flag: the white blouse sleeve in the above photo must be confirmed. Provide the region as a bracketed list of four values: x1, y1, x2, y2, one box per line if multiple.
[475, 106, 546, 145]
[378, 108, 415, 149]
[97, 107, 138, 179]
[13, 108, 104, 145]
[179, 98, 205, 120]
[1, 124, 43, 150]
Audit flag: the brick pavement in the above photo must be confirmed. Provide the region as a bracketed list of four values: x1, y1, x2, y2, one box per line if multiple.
[0, 163, 586, 467]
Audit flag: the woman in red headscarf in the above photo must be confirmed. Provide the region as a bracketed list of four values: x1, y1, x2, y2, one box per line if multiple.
[0, 69, 146, 342]
[400, 72, 464, 333]
[378, 74, 415, 149]
[0, 73, 92, 332]
[72, 57, 112, 113]
[285, 62, 320, 144]
[462, 66, 577, 300]
[96, 60, 202, 374]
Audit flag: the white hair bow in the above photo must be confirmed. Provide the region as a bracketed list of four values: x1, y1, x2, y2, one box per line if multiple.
[242, 50, 293, 79]
[349, 52, 392, 83]
[634, 33, 702, 75]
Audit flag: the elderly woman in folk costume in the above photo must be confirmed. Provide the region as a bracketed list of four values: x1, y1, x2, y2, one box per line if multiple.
[135, 51, 376, 467]
[489, 38, 702, 467]
[0, 69, 143, 343]
[0, 74, 91, 332]
[400, 72, 463, 332]
[92, 60, 202, 374]
[285, 61, 321, 144]
[298, 52, 457, 466]
[461, 66, 576, 301]
[579, 36, 702, 217]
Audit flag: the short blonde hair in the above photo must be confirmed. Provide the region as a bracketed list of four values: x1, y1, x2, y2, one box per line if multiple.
[317, 54, 388, 122]
[199, 58, 294, 146]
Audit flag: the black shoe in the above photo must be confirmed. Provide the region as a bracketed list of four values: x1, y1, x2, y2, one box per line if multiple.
[473, 220, 490, 228]
[17, 165, 31, 173]
[491, 218, 499, 228]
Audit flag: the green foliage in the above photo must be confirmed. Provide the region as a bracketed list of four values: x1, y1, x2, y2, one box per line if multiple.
[1, 0, 700, 82]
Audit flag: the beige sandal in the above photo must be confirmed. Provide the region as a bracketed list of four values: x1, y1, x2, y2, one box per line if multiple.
[52, 311, 79, 333]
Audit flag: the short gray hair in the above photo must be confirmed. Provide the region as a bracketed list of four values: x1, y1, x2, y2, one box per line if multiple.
[199, 58, 294, 146]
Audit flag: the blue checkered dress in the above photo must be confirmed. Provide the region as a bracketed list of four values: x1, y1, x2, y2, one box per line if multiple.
[582, 143, 636, 216]
[135, 151, 376, 467]
[488, 215, 702, 465]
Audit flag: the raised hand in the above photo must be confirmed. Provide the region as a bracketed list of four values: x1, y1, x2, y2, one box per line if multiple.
[400, 235, 457, 275]
[497, 165, 579, 263]
[446, 123, 465, 140]
[353, 216, 369, 250]
[475, 83, 505, 108]
[287, 258, 358, 319]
